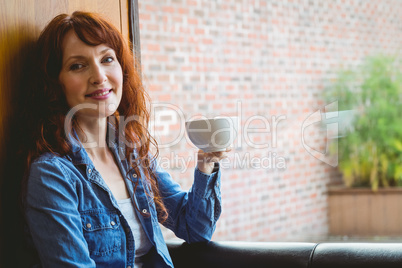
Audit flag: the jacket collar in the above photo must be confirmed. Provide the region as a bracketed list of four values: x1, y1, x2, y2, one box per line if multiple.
[67, 120, 124, 166]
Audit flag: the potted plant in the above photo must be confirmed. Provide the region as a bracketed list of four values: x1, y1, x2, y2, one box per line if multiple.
[324, 55, 402, 236]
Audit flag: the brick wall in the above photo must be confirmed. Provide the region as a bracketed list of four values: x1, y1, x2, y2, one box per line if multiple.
[138, 0, 402, 242]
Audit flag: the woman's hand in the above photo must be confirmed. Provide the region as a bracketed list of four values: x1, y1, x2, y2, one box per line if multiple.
[196, 147, 232, 174]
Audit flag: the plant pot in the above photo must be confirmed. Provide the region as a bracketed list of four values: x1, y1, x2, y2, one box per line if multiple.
[328, 186, 402, 236]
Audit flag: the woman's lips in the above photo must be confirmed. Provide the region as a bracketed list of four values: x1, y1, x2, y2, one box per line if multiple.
[86, 89, 112, 100]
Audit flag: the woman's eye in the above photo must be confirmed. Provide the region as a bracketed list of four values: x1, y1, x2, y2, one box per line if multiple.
[102, 56, 114, 63]
[69, 63, 84, 71]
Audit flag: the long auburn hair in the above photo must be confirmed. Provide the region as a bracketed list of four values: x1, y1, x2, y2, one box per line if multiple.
[24, 11, 168, 222]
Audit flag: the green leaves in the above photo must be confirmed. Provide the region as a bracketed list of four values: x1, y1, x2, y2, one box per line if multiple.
[325, 55, 402, 190]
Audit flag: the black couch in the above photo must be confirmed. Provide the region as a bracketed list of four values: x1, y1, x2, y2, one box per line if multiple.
[166, 240, 402, 268]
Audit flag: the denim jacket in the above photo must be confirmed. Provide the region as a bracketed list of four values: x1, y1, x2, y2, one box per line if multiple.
[24, 128, 222, 267]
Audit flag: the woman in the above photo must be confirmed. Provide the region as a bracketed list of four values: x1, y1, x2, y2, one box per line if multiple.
[23, 11, 229, 267]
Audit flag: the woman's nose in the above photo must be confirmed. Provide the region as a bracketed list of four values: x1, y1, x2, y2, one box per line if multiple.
[89, 64, 107, 85]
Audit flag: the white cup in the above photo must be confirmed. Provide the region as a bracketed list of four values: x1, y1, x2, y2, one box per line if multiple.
[185, 116, 238, 152]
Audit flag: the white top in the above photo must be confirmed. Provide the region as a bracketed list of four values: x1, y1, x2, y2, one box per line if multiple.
[117, 198, 153, 267]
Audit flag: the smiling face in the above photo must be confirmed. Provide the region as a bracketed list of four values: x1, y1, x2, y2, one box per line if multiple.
[58, 30, 123, 119]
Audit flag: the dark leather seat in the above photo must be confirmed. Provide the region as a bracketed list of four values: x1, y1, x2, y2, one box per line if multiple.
[166, 240, 402, 268]
[310, 243, 402, 268]
[167, 240, 316, 268]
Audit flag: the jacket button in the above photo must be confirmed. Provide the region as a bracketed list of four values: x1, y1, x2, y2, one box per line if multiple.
[86, 223, 91, 228]
[142, 209, 147, 214]
[132, 174, 137, 178]
[111, 221, 116, 226]
[88, 169, 92, 174]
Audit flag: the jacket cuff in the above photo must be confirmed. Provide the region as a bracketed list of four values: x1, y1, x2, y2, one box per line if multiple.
[193, 163, 221, 199]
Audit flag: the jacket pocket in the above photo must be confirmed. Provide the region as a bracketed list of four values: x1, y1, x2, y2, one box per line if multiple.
[81, 209, 121, 256]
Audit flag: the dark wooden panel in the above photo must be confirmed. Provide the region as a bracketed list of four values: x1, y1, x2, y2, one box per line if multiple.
[0, 1, 128, 266]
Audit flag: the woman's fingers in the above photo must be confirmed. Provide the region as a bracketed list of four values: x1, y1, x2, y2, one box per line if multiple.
[199, 147, 232, 163]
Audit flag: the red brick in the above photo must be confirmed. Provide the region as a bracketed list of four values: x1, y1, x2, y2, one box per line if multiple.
[187, 18, 198, 25]
[147, 44, 160, 51]
[139, 13, 152, 21]
[162, 6, 175, 13]
[145, 5, 159, 12]
[178, 8, 189, 14]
